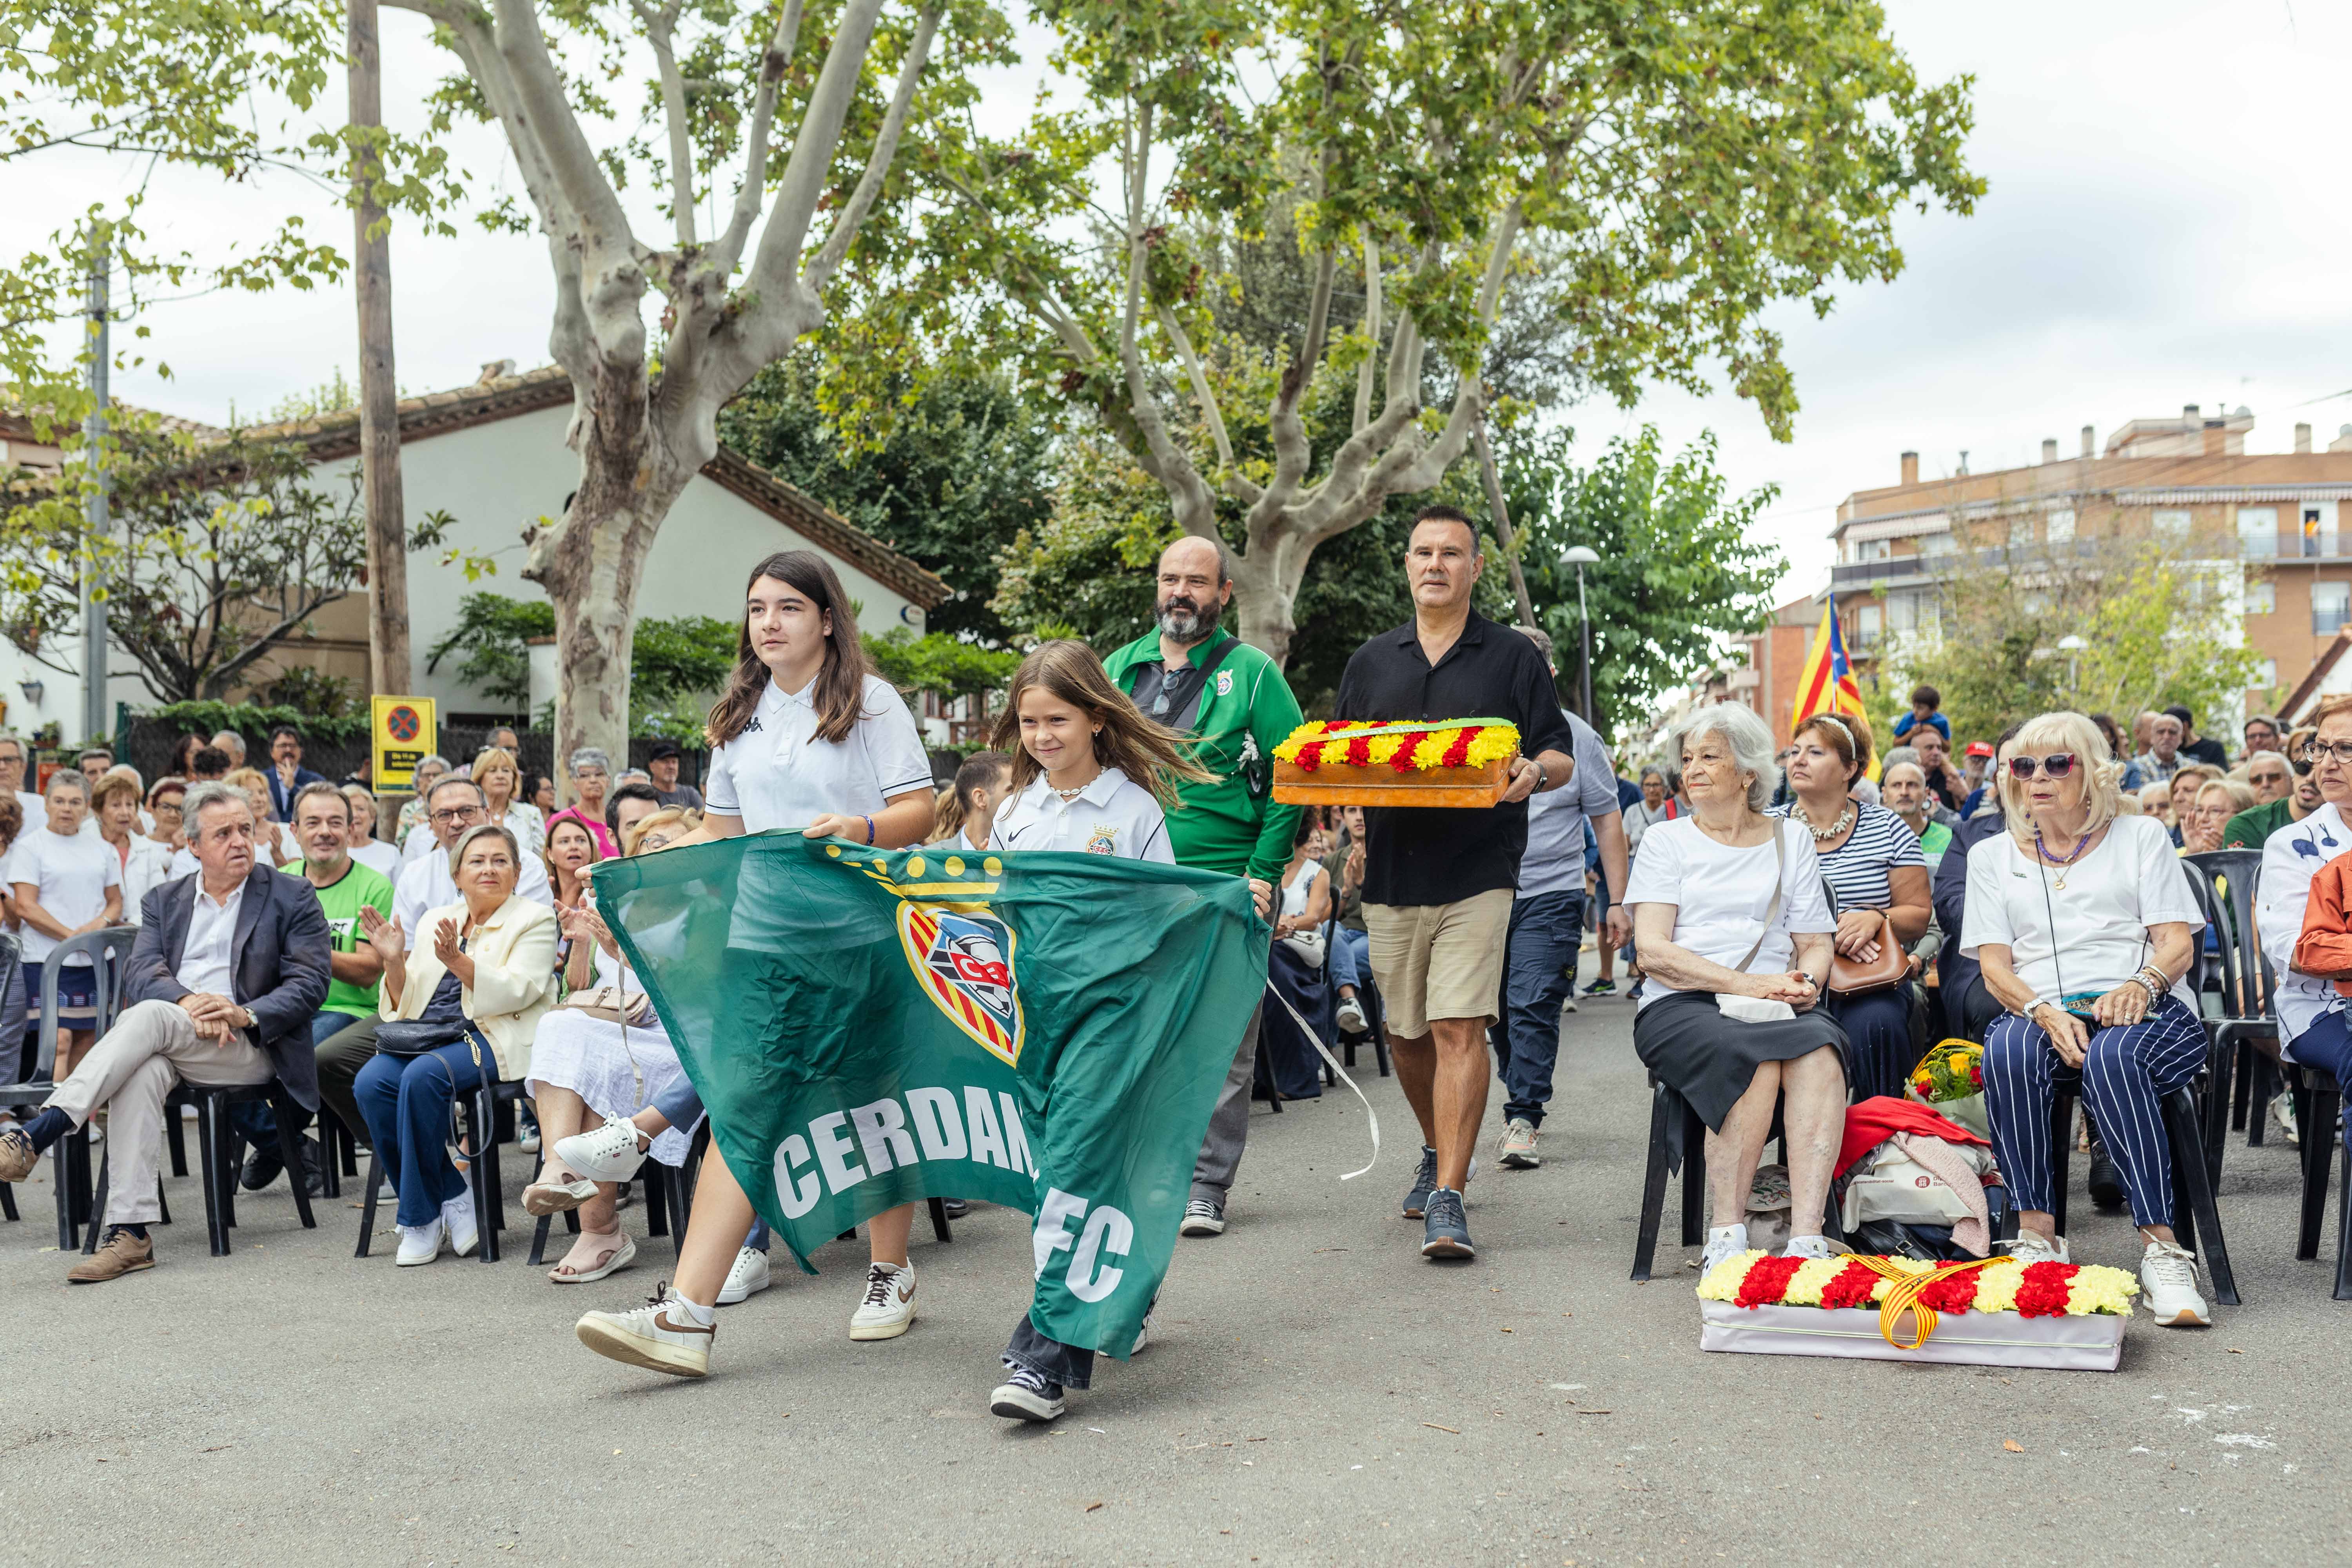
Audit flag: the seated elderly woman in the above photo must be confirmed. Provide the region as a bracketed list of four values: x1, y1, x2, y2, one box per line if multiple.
[2180, 776, 2256, 856]
[2257, 697, 2352, 1233]
[1963, 710, 2211, 1325]
[1770, 714, 1930, 1102]
[1623, 701, 1848, 1274]
[354, 823, 558, 1265]
[522, 807, 698, 1284]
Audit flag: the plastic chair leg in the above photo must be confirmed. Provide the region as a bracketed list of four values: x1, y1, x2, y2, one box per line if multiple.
[356, 1148, 384, 1258]
[1680, 1100, 1705, 1247]
[2300, 1091, 2337, 1261]
[1631, 1082, 1673, 1282]
[273, 1094, 316, 1231]
[928, 1194, 953, 1244]
[2230, 1038, 2253, 1131]
[193, 1094, 230, 1258]
[2046, 1094, 2075, 1240]
[2164, 1088, 2237, 1307]
[0, 1178, 15, 1221]
[83, 1145, 111, 1254]
[2335, 1126, 2352, 1302]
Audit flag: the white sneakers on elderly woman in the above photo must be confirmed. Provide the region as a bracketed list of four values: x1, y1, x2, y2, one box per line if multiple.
[2140, 1239, 2211, 1327]
[556, 1119, 652, 1184]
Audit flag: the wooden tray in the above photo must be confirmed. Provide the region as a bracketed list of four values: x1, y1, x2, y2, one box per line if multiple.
[1272, 755, 1512, 808]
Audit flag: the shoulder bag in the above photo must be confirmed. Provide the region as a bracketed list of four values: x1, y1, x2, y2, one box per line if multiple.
[1717, 821, 1796, 1023]
[1825, 883, 1911, 997]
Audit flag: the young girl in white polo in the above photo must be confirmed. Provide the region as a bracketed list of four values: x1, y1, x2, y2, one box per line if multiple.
[569, 550, 938, 1378]
[982, 639, 1213, 1422]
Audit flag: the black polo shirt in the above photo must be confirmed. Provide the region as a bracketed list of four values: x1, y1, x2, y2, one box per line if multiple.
[1332, 610, 1576, 906]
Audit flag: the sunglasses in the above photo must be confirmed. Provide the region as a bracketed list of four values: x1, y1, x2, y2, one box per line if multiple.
[2007, 753, 2077, 780]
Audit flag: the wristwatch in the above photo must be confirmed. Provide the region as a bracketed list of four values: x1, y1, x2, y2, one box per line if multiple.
[2022, 996, 2058, 1020]
[1532, 760, 1549, 792]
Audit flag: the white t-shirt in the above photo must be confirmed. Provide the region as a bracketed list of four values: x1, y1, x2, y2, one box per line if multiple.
[113, 834, 178, 926]
[705, 673, 933, 833]
[1621, 817, 1835, 1011]
[1960, 813, 2203, 1009]
[347, 838, 403, 881]
[12, 825, 122, 964]
[1279, 857, 1326, 921]
[991, 767, 1175, 863]
[2255, 801, 2348, 1049]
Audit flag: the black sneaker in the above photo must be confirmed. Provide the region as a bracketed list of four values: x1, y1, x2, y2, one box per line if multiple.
[1421, 1187, 1474, 1260]
[239, 1142, 285, 1192]
[1401, 1145, 1440, 1219]
[2086, 1143, 2126, 1211]
[942, 1198, 969, 1220]
[1179, 1196, 1226, 1236]
[989, 1363, 1066, 1422]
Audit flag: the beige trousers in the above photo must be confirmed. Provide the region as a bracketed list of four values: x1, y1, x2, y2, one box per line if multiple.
[46, 999, 271, 1223]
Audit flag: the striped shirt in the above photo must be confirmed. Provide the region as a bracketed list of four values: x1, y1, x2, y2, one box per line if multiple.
[1768, 801, 1924, 913]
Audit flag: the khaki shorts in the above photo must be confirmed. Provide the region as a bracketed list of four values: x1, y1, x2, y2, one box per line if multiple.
[1363, 889, 1515, 1038]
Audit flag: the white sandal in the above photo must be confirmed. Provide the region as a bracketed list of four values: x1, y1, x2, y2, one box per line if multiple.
[523, 1170, 599, 1216]
[549, 1231, 636, 1283]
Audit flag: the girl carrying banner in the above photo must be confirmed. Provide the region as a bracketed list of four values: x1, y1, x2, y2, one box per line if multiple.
[983, 639, 1214, 1421]
[570, 550, 938, 1377]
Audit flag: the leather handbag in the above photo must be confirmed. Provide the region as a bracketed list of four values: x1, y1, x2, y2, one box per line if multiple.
[1826, 891, 1911, 997]
[376, 1019, 470, 1057]
[557, 984, 656, 1026]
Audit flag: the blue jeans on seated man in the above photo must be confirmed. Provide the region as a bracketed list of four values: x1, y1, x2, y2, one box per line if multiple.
[2287, 1010, 2352, 1152]
[1330, 926, 1370, 992]
[650, 1068, 770, 1254]
[1495, 889, 1582, 1129]
[354, 1034, 490, 1228]
[231, 1009, 366, 1145]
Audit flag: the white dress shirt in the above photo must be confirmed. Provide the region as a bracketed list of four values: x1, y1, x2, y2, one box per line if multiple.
[2257, 802, 2349, 1050]
[990, 766, 1175, 863]
[177, 878, 246, 995]
[394, 840, 553, 935]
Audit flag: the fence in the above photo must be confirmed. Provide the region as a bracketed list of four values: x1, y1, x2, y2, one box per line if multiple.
[118, 719, 707, 795]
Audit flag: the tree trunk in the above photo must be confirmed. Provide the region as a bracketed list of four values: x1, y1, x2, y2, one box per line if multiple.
[1225, 548, 1297, 667]
[1474, 421, 1538, 629]
[349, 0, 411, 697]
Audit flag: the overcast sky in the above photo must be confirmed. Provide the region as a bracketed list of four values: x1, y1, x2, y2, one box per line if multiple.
[11, 2, 2348, 600]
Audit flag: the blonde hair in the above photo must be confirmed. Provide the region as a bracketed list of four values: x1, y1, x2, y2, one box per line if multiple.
[2001, 711, 2124, 850]
[473, 745, 520, 799]
[989, 640, 1215, 810]
[622, 806, 694, 856]
[2197, 777, 2256, 817]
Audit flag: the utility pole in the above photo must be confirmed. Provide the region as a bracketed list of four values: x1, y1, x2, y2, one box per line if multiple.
[80, 241, 110, 746]
[350, 0, 411, 702]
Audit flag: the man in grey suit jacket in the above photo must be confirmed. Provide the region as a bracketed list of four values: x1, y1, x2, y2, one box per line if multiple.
[0, 782, 331, 1281]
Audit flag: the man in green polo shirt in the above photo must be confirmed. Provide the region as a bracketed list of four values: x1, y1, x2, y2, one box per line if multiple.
[2224, 731, 2313, 849]
[1105, 535, 1303, 1238]
[238, 780, 396, 1194]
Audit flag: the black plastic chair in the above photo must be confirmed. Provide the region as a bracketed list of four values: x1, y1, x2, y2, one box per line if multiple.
[0, 933, 27, 1222]
[13, 929, 142, 1250]
[2285, 1064, 2352, 1299]
[356, 1069, 529, 1264]
[1631, 1076, 1831, 1281]
[2185, 849, 2275, 1170]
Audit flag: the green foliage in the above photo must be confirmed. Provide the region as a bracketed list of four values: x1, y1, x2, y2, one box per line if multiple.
[256, 664, 361, 721]
[139, 699, 369, 746]
[1890, 543, 2262, 744]
[0, 425, 367, 702]
[1510, 426, 1784, 737]
[862, 629, 1020, 698]
[425, 593, 554, 711]
[991, 433, 1180, 653]
[716, 355, 1054, 644]
[630, 614, 736, 710]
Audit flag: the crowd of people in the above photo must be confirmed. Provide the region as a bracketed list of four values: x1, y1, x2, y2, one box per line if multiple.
[0, 521, 2322, 1419]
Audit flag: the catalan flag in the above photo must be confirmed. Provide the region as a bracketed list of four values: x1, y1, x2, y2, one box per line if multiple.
[1791, 593, 1867, 737]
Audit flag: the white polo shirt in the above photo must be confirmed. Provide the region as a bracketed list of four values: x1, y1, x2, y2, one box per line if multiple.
[991, 766, 1174, 864]
[705, 673, 933, 833]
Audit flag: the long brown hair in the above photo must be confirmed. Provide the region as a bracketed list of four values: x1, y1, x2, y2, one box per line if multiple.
[704, 551, 869, 748]
[989, 640, 1216, 811]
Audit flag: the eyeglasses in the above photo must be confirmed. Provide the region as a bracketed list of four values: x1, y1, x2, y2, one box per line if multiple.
[429, 806, 485, 826]
[2309, 741, 2352, 768]
[2006, 753, 2077, 780]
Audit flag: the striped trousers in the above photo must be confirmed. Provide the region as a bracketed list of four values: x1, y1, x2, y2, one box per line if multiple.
[1982, 993, 2206, 1229]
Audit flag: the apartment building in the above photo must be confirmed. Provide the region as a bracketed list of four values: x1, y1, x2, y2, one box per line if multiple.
[1764, 405, 2352, 742]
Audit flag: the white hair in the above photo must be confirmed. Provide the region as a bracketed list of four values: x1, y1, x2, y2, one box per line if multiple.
[1661, 701, 1779, 813]
[181, 780, 253, 828]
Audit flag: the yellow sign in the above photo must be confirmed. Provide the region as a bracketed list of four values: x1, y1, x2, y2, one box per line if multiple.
[371, 695, 437, 793]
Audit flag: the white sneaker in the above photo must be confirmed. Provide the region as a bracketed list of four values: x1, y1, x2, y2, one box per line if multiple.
[718, 1246, 772, 1306]
[1498, 1118, 1540, 1169]
[1700, 1224, 1749, 1276]
[1783, 1234, 1835, 1259]
[2273, 1090, 2300, 1147]
[1336, 995, 1368, 1034]
[442, 1191, 480, 1257]
[556, 1120, 651, 1184]
[1130, 1308, 1153, 1356]
[576, 1287, 715, 1377]
[2000, 1231, 2070, 1266]
[1561, 996, 1579, 1014]
[395, 1218, 446, 1266]
[849, 1261, 916, 1340]
[2140, 1239, 2211, 1327]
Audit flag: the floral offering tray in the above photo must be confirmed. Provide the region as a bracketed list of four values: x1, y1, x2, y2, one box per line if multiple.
[1270, 720, 1520, 808]
[1696, 1251, 2133, 1372]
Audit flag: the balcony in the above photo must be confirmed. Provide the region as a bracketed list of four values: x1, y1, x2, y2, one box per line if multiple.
[2243, 531, 2350, 561]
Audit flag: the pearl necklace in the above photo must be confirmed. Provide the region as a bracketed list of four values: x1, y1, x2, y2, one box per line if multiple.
[1050, 768, 1102, 800]
[1793, 801, 1856, 842]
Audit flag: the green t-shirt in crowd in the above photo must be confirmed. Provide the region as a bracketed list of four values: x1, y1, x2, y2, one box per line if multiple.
[2222, 797, 2297, 851]
[287, 857, 397, 1018]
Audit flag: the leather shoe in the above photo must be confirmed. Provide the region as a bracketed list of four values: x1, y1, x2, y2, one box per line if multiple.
[67, 1226, 154, 1283]
[2087, 1143, 2126, 1211]
[239, 1142, 285, 1192]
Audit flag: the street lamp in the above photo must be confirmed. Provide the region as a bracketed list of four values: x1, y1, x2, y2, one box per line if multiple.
[1562, 546, 1601, 725]
[2056, 633, 2087, 695]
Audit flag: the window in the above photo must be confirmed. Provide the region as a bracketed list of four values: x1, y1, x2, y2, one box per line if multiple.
[1922, 529, 1956, 558]
[2238, 506, 2279, 559]
[2252, 659, 2278, 690]
[1848, 538, 1891, 563]
[2152, 508, 2192, 541]
[2304, 501, 2339, 558]
[2246, 581, 2276, 615]
[1887, 591, 1918, 632]
[2317, 582, 2351, 634]
[1854, 604, 1883, 646]
[2007, 515, 2034, 549]
[2046, 508, 2076, 545]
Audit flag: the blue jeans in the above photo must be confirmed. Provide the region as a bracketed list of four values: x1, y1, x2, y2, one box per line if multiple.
[647, 1073, 768, 1252]
[1496, 890, 1583, 1129]
[354, 1035, 489, 1227]
[233, 1009, 368, 1144]
[1331, 926, 1370, 991]
[2288, 1011, 2352, 1156]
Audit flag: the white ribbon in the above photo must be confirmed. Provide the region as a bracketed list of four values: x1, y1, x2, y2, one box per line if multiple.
[1261, 979, 1380, 1181]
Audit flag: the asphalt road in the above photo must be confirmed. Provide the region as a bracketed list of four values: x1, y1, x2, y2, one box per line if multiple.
[3, 999, 2342, 1566]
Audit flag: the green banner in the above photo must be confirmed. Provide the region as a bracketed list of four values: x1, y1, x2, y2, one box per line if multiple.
[595, 831, 1268, 1357]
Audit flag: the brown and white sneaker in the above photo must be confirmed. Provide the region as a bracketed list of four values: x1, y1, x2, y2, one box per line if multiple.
[67, 1226, 155, 1284]
[0, 1125, 37, 1182]
[575, 1284, 715, 1377]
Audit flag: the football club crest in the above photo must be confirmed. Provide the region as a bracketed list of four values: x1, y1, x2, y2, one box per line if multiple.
[897, 903, 1025, 1066]
[1086, 824, 1118, 855]
[1215, 670, 1234, 697]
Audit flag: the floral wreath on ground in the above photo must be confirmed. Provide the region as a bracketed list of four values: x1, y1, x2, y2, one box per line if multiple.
[1273, 719, 1521, 774]
[1697, 1250, 2138, 1317]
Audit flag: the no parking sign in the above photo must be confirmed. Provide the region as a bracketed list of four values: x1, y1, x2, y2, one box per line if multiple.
[370, 695, 437, 793]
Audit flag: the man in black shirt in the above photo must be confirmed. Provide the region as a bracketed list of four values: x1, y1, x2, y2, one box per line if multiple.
[1332, 506, 1577, 1261]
